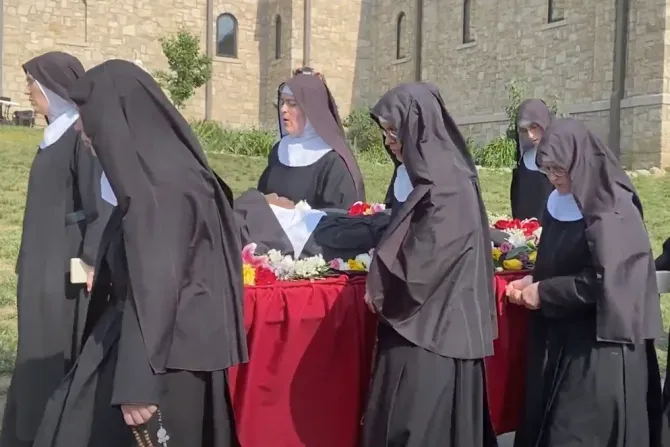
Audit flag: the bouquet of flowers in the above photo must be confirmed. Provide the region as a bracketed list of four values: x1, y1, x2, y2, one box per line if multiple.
[242, 243, 330, 285]
[348, 201, 386, 216]
[490, 217, 542, 271]
[329, 249, 374, 272]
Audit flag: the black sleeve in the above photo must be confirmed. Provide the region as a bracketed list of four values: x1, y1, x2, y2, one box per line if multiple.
[655, 237, 670, 271]
[538, 271, 600, 318]
[111, 289, 161, 406]
[317, 155, 358, 209]
[257, 143, 279, 193]
[73, 138, 114, 266]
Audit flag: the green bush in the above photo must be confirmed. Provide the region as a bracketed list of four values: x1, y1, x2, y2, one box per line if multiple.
[472, 136, 517, 168]
[342, 108, 387, 162]
[191, 120, 275, 157]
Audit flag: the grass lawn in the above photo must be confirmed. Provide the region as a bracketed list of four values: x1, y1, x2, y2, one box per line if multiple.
[1, 126, 670, 374]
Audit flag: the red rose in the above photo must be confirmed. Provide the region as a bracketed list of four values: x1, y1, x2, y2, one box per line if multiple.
[494, 219, 517, 230]
[348, 201, 372, 216]
[255, 267, 277, 285]
[521, 219, 541, 237]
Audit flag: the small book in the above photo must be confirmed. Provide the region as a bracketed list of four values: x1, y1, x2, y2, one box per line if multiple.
[70, 258, 93, 284]
[657, 271, 670, 294]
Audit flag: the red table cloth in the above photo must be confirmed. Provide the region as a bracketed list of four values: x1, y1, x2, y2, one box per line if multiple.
[485, 271, 531, 435]
[228, 276, 377, 447]
[228, 272, 530, 446]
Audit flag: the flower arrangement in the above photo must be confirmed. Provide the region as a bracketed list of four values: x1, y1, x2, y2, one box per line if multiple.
[329, 249, 374, 272]
[348, 201, 386, 216]
[490, 217, 542, 272]
[242, 243, 330, 286]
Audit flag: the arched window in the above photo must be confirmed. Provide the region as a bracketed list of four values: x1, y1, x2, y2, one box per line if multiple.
[216, 13, 238, 58]
[463, 0, 474, 43]
[396, 12, 407, 59]
[275, 15, 282, 59]
[548, 0, 564, 23]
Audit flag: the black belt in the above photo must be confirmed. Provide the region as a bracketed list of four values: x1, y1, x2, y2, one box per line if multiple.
[65, 210, 88, 225]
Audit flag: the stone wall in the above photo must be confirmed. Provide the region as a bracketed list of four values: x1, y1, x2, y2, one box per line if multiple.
[3, 0, 670, 167]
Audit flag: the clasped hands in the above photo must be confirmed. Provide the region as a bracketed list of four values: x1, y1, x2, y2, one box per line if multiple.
[505, 274, 541, 310]
[121, 404, 158, 426]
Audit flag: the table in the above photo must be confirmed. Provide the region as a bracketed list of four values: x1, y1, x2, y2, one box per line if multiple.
[229, 272, 530, 446]
[228, 276, 376, 447]
[0, 99, 19, 122]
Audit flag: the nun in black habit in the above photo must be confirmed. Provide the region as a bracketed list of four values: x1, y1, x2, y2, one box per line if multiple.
[258, 74, 365, 209]
[32, 60, 247, 447]
[370, 115, 413, 212]
[362, 83, 498, 447]
[510, 99, 554, 221]
[1, 52, 112, 447]
[507, 118, 663, 447]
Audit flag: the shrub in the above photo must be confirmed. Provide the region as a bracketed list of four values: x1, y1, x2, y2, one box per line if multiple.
[342, 108, 387, 162]
[191, 120, 275, 157]
[155, 29, 212, 109]
[472, 136, 517, 168]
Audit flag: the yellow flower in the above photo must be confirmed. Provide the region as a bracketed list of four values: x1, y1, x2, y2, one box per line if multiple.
[347, 259, 366, 271]
[243, 264, 256, 286]
[502, 259, 523, 270]
[529, 251, 537, 263]
[492, 247, 502, 261]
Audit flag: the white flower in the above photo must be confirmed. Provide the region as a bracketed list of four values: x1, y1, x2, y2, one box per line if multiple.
[355, 253, 373, 271]
[507, 229, 528, 248]
[293, 255, 327, 279]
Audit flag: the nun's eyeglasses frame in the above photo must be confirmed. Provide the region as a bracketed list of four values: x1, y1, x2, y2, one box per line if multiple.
[539, 167, 568, 178]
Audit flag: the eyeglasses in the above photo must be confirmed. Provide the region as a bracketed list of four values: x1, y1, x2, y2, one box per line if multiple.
[539, 166, 568, 178]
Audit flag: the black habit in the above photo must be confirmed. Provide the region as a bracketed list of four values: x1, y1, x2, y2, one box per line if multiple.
[510, 99, 554, 221]
[514, 119, 663, 447]
[1, 52, 112, 447]
[363, 83, 498, 447]
[234, 188, 390, 261]
[258, 75, 365, 209]
[33, 60, 247, 447]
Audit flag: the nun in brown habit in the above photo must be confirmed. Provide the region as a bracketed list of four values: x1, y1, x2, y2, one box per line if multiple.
[507, 118, 663, 447]
[362, 83, 498, 447]
[32, 60, 247, 447]
[1, 52, 113, 447]
[510, 99, 554, 221]
[258, 74, 365, 209]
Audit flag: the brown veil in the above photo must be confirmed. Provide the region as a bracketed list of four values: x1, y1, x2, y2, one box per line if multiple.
[536, 118, 662, 343]
[366, 83, 497, 359]
[278, 74, 365, 199]
[68, 60, 247, 372]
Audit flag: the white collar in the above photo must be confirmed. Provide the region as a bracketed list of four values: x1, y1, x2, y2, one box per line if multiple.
[277, 120, 332, 167]
[393, 164, 413, 202]
[522, 147, 539, 171]
[269, 202, 326, 257]
[100, 171, 118, 206]
[38, 82, 79, 149]
[547, 189, 583, 222]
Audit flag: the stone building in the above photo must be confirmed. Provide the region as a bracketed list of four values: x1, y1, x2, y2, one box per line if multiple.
[1, 0, 669, 167]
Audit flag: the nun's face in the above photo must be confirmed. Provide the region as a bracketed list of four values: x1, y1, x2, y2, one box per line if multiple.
[380, 122, 402, 162]
[541, 165, 571, 194]
[280, 94, 306, 136]
[25, 73, 49, 117]
[519, 123, 544, 147]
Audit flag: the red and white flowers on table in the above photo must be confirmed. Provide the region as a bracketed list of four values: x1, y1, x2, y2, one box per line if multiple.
[242, 243, 330, 286]
[347, 201, 386, 216]
[489, 216, 542, 272]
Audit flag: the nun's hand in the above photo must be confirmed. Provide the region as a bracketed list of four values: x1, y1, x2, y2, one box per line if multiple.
[507, 275, 533, 292]
[520, 282, 540, 310]
[121, 404, 158, 426]
[86, 269, 95, 293]
[363, 293, 376, 314]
